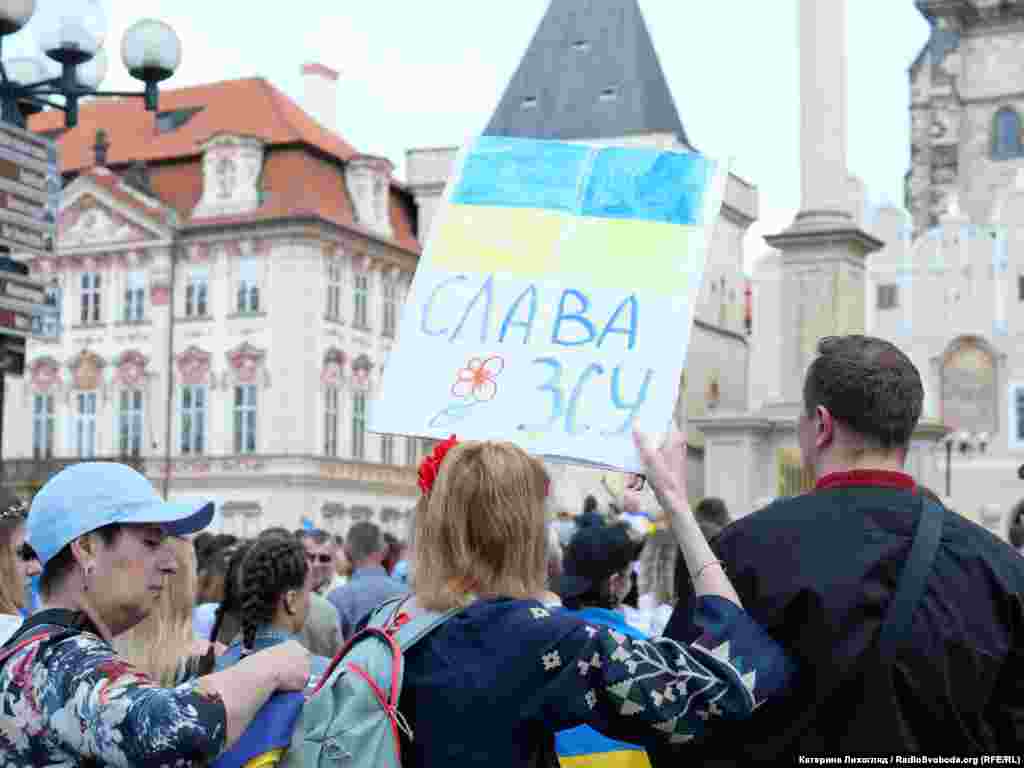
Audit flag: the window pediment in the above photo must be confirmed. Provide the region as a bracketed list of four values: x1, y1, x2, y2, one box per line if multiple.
[193, 134, 265, 219]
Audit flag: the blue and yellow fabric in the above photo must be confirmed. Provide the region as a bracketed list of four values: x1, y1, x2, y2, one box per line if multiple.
[554, 607, 651, 768]
[210, 691, 304, 768]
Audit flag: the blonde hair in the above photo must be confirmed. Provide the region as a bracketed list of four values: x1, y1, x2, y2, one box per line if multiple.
[115, 536, 198, 686]
[0, 517, 26, 615]
[412, 441, 549, 611]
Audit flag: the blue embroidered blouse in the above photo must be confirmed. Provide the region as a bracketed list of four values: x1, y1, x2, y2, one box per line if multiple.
[396, 595, 794, 767]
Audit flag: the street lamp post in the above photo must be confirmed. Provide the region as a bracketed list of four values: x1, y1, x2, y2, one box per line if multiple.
[940, 430, 990, 498]
[0, 0, 181, 475]
[0, 0, 182, 130]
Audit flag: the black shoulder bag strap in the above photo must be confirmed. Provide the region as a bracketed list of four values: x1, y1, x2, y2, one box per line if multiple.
[764, 493, 944, 758]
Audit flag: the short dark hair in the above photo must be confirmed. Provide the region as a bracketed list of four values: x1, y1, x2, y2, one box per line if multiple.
[803, 335, 923, 450]
[1009, 500, 1024, 549]
[40, 523, 122, 599]
[346, 521, 383, 562]
[695, 497, 729, 528]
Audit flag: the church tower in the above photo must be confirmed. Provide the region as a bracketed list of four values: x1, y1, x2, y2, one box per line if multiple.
[909, 1, 1024, 233]
[485, 0, 691, 148]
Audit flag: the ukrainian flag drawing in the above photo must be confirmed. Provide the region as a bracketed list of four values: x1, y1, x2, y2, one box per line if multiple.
[431, 136, 716, 296]
[370, 135, 723, 471]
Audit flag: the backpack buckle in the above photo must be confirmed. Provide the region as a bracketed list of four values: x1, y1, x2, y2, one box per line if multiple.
[386, 612, 410, 635]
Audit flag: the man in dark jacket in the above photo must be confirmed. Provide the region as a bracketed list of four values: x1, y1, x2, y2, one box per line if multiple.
[665, 335, 1024, 759]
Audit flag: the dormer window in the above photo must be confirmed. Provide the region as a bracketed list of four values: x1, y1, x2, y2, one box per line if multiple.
[521, 97, 538, 110]
[600, 87, 618, 103]
[572, 40, 590, 53]
[345, 155, 395, 239]
[193, 134, 265, 219]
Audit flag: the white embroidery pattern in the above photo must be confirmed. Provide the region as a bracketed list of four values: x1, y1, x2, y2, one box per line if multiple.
[584, 626, 598, 638]
[541, 651, 562, 671]
[530, 607, 551, 620]
[585, 690, 597, 710]
[577, 652, 602, 676]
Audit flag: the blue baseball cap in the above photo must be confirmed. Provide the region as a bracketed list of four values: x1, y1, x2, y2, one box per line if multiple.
[27, 462, 215, 567]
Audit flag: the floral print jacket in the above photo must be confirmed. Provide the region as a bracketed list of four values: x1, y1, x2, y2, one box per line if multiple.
[0, 620, 227, 767]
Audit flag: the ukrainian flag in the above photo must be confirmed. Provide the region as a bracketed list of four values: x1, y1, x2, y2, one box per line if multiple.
[430, 136, 718, 297]
[210, 691, 304, 768]
[556, 725, 652, 768]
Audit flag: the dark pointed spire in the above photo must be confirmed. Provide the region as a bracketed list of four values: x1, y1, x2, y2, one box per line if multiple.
[485, 0, 690, 146]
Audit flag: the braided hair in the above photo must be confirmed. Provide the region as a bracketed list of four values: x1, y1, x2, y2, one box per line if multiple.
[238, 535, 308, 653]
[209, 541, 252, 645]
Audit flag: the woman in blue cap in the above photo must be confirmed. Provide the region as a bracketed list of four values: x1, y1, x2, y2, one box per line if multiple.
[0, 462, 311, 767]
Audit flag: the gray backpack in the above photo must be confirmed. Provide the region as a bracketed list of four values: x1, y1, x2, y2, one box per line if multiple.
[281, 596, 458, 768]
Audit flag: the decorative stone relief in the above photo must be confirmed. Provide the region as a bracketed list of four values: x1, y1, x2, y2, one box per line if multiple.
[68, 349, 106, 392]
[28, 356, 62, 394]
[345, 155, 395, 239]
[193, 134, 265, 219]
[223, 342, 270, 388]
[940, 337, 997, 434]
[175, 345, 215, 388]
[322, 348, 346, 387]
[114, 350, 149, 388]
[351, 353, 373, 392]
[61, 200, 148, 247]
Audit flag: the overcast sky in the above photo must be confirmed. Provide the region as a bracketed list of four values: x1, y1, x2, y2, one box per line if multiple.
[16, 1, 931, 272]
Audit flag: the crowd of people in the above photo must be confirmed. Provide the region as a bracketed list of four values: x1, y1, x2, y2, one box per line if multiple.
[0, 333, 1022, 765]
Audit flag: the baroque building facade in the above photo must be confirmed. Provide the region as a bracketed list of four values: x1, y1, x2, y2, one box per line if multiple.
[2, 69, 426, 537]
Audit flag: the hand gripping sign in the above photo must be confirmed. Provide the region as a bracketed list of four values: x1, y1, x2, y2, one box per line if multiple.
[370, 136, 724, 472]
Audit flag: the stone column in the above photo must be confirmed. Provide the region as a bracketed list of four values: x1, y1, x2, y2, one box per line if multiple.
[795, 0, 852, 230]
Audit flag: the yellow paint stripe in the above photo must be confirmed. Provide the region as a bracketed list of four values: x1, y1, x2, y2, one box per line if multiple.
[559, 749, 652, 768]
[428, 204, 703, 297]
[242, 749, 286, 768]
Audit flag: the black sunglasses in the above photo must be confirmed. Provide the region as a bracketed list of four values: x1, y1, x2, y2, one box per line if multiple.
[15, 543, 37, 562]
[306, 553, 333, 564]
[0, 501, 27, 521]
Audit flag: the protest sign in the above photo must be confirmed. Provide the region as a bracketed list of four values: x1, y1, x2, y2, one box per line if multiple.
[370, 136, 724, 471]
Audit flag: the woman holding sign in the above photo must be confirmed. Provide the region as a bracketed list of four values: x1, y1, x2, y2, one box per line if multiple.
[382, 429, 794, 766]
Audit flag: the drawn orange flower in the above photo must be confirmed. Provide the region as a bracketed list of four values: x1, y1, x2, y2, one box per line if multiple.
[451, 356, 504, 402]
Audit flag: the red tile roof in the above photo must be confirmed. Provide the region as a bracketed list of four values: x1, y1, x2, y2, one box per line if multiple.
[29, 77, 420, 254]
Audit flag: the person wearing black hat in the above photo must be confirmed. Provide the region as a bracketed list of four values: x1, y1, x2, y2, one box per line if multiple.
[554, 523, 652, 767]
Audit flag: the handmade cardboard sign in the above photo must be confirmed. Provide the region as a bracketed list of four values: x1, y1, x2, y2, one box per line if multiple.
[370, 136, 723, 472]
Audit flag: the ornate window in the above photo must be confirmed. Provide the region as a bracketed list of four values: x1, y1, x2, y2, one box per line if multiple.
[234, 384, 257, 454]
[75, 392, 97, 458]
[123, 270, 146, 323]
[382, 279, 397, 338]
[119, 390, 143, 457]
[33, 283, 61, 338]
[324, 385, 339, 457]
[1010, 382, 1024, 451]
[185, 267, 209, 318]
[32, 394, 54, 459]
[876, 284, 899, 310]
[236, 254, 260, 314]
[80, 271, 101, 325]
[180, 385, 207, 455]
[353, 272, 369, 329]
[326, 256, 342, 321]
[992, 107, 1023, 160]
[352, 392, 366, 459]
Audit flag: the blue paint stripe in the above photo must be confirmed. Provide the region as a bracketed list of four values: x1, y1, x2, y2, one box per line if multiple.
[453, 136, 713, 225]
[556, 726, 646, 758]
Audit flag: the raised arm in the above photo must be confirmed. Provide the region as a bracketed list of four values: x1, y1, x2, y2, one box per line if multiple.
[633, 428, 739, 605]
